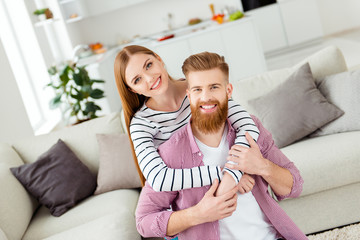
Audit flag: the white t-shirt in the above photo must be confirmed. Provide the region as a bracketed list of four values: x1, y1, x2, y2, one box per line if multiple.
[195, 125, 277, 240]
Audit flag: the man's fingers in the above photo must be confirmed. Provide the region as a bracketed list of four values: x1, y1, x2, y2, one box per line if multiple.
[238, 186, 246, 194]
[230, 145, 247, 152]
[206, 179, 219, 196]
[245, 132, 258, 148]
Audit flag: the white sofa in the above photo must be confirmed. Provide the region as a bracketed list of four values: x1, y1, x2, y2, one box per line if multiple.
[0, 46, 359, 240]
[232, 45, 360, 234]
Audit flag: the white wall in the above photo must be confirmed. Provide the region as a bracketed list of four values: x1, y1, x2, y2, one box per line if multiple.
[0, 39, 33, 144]
[317, 0, 360, 36]
[70, 0, 240, 46]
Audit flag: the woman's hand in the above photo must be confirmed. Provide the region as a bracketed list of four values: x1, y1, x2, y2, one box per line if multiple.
[237, 173, 255, 194]
[226, 132, 269, 176]
[193, 179, 238, 225]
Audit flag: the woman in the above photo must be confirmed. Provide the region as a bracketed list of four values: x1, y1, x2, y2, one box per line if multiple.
[114, 45, 259, 191]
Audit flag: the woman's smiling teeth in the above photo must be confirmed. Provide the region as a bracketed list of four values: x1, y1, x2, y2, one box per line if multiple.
[151, 77, 161, 90]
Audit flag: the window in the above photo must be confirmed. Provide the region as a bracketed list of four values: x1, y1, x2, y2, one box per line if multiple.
[0, 0, 61, 135]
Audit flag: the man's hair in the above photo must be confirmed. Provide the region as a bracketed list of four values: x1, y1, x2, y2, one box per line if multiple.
[182, 52, 229, 81]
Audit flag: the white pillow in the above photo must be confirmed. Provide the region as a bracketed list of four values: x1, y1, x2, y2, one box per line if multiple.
[311, 69, 360, 136]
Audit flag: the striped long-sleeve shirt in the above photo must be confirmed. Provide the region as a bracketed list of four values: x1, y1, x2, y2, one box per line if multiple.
[130, 96, 259, 191]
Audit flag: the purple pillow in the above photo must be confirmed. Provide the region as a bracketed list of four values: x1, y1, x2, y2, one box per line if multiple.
[10, 139, 96, 216]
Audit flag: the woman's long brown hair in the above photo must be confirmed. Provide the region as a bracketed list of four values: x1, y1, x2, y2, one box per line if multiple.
[114, 45, 159, 186]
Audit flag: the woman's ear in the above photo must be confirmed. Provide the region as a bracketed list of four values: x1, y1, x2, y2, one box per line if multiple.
[154, 54, 164, 66]
[128, 87, 137, 94]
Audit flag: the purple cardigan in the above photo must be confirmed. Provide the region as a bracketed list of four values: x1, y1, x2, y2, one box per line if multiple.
[136, 116, 307, 240]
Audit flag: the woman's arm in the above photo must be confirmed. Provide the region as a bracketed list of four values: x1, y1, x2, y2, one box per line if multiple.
[130, 116, 223, 192]
[223, 99, 260, 183]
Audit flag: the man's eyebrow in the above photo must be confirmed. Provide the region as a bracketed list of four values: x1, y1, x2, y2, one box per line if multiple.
[190, 85, 201, 90]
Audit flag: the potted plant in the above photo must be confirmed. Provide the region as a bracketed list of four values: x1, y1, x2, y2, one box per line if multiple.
[33, 8, 53, 21]
[47, 63, 105, 125]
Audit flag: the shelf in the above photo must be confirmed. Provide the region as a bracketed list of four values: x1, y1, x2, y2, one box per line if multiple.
[34, 18, 59, 27]
[59, 0, 76, 4]
[65, 16, 83, 24]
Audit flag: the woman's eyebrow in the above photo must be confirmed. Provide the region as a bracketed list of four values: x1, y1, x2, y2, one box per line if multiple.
[143, 58, 150, 69]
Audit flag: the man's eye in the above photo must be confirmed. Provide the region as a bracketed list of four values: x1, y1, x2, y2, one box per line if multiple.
[146, 62, 152, 70]
[211, 86, 218, 89]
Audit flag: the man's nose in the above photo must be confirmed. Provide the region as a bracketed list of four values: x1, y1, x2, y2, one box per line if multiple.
[200, 89, 212, 102]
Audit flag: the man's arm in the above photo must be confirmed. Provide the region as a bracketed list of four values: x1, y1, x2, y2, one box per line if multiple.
[226, 133, 293, 196]
[167, 179, 238, 236]
[225, 116, 303, 199]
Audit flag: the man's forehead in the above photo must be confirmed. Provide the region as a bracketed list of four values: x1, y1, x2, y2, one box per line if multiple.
[187, 69, 227, 87]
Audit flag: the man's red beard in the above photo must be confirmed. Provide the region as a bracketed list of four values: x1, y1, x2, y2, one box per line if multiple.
[191, 98, 228, 134]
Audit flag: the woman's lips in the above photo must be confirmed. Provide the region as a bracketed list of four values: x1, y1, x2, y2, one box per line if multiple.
[151, 77, 161, 90]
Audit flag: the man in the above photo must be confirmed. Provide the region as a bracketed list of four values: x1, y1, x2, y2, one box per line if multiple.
[136, 52, 307, 240]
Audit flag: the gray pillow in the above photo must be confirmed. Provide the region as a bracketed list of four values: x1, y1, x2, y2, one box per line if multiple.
[94, 133, 142, 195]
[248, 63, 344, 148]
[311, 69, 360, 136]
[10, 139, 96, 217]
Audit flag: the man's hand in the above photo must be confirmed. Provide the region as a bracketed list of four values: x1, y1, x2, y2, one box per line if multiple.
[237, 173, 255, 194]
[193, 179, 238, 225]
[226, 132, 269, 176]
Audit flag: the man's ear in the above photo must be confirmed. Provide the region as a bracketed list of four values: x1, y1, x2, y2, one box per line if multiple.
[186, 89, 190, 100]
[226, 83, 233, 99]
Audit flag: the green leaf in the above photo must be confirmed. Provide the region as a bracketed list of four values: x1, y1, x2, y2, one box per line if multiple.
[33, 8, 48, 15]
[81, 85, 92, 94]
[73, 72, 83, 86]
[71, 92, 84, 101]
[90, 89, 104, 99]
[90, 79, 105, 84]
[48, 66, 57, 75]
[49, 94, 62, 109]
[83, 101, 101, 117]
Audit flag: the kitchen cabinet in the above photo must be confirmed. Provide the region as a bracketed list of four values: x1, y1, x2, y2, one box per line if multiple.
[58, 0, 85, 23]
[148, 18, 267, 82]
[82, 18, 267, 113]
[245, 4, 288, 53]
[58, 0, 148, 23]
[278, 0, 323, 46]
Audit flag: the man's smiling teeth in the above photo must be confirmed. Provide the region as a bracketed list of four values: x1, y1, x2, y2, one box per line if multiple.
[201, 105, 216, 109]
[151, 78, 161, 89]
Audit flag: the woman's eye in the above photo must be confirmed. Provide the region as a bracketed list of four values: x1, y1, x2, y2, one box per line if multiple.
[146, 62, 152, 70]
[134, 77, 140, 84]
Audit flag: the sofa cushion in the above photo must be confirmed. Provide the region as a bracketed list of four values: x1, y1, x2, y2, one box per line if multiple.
[0, 228, 7, 240]
[281, 131, 360, 197]
[94, 133, 142, 195]
[311, 69, 360, 136]
[10, 139, 97, 217]
[41, 213, 141, 240]
[22, 189, 140, 240]
[12, 112, 124, 175]
[0, 143, 37, 240]
[248, 63, 344, 148]
[232, 46, 348, 114]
